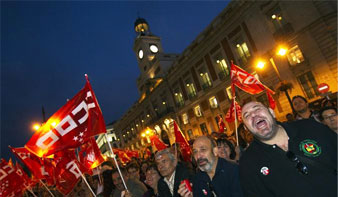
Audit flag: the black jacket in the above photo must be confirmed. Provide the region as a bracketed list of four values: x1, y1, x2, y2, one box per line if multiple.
[192, 158, 243, 197]
[157, 162, 193, 197]
[239, 119, 337, 197]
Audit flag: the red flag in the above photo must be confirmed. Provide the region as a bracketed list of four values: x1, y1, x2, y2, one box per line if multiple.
[15, 162, 34, 188]
[125, 150, 139, 159]
[149, 135, 168, 151]
[217, 115, 226, 133]
[266, 91, 276, 109]
[225, 99, 242, 123]
[79, 137, 105, 172]
[14, 161, 36, 195]
[54, 149, 86, 195]
[173, 121, 192, 162]
[9, 146, 55, 185]
[230, 63, 274, 95]
[112, 149, 131, 164]
[25, 76, 106, 157]
[0, 159, 25, 197]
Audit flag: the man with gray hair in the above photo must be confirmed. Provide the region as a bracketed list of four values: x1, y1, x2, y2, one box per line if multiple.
[155, 148, 193, 197]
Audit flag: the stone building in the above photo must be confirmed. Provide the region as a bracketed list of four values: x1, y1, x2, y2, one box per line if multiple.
[99, 0, 337, 151]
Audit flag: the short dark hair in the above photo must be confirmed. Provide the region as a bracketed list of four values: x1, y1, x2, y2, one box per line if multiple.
[216, 137, 236, 160]
[126, 162, 139, 171]
[292, 95, 307, 103]
[146, 163, 160, 174]
[112, 167, 127, 176]
[319, 106, 337, 121]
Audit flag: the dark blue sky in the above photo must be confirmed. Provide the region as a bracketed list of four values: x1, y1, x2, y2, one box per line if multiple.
[1, 1, 229, 160]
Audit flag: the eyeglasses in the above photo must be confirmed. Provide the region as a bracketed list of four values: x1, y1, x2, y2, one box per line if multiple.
[286, 151, 308, 175]
[323, 113, 337, 121]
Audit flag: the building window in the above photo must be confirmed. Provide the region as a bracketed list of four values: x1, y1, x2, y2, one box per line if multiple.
[287, 45, 305, 66]
[209, 96, 218, 108]
[182, 113, 189, 124]
[186, 79, 197, 99]
[226, 86, 233, 100]
[200, 123, 209, 135]
[187, 129, 194, 139]
[174, 89, 184, 107]
[194, 105, 202, 117]
[198, 66, 212, 90]
[268, 7, 288, 31]
[297, 71, 319, 99]
[235, 37, 251, 65]
[212, 52, 230, 80]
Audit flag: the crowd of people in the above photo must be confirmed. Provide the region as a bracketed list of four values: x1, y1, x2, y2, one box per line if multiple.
[27, 95, 336, 197]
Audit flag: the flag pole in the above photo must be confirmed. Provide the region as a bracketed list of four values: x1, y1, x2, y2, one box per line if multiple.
[104, 133, 128, 191]
[39, 180, 55, 197]
[79, 171, 97, 197]
[74, 164, 97, 197]
[25, 186, 38, 197]
[233, 97, 239, 147]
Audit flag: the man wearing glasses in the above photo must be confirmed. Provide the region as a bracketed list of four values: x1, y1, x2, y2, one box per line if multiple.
[319, 106, 337, 134]
[239, 101, 337, 197]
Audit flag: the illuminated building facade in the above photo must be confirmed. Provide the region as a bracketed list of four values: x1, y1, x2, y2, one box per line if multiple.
[106, 0, 337, 150]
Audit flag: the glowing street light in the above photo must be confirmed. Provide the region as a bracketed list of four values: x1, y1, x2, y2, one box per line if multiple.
[277, 47, 288, 56]
[32, 123, 41, 131]
[256, 61, 266, 69]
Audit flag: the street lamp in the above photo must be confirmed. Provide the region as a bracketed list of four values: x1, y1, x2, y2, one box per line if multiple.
[256, 46, 296, 114]
[32, 123, 41, 131]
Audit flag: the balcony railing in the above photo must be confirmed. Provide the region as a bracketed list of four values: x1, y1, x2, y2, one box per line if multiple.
[188, 92, 197, 100]
[273, 23, 294, 41]
[176, 100, 185, 108]
[218, 71, 229, 80]
[202, 82, 212, 91]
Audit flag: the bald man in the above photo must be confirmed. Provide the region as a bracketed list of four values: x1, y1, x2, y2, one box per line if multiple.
[239, 101, 337, 197]
[178, 136, 243, 197]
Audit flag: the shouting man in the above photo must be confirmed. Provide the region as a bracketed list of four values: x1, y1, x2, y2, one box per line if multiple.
[239, 101, 337, 197]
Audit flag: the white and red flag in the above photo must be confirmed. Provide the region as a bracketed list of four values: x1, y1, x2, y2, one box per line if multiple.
[225, 99, 242, 123]
[230, 63, 275, 109]
[79, 137, 105, 173]
[0, 159, 25, 197]
[173, 121, 192, 162]
[25, 75, 106, 157]
[54, 149, 87, 195]
[15, 161, 35, 188]
[9, 146, 55, 186]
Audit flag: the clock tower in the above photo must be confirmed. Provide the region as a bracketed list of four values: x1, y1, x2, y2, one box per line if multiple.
[133, 17, 178, 96]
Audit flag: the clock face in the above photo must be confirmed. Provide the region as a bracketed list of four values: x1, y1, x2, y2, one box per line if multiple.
[138, 49, 144, 59]
[149, 44, 159, 53]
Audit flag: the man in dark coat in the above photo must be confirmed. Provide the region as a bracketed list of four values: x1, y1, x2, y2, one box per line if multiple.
[155, 148, 193, 197]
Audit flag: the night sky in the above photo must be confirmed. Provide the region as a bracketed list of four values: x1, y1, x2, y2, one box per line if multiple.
[1, 1, 229, 160]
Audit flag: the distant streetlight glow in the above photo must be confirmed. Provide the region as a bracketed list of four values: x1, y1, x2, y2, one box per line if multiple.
[277, 47, 287, 56]
[33, 123, 40, 131]
[256, 61, 266, 69]
[141, 133, 146, 137]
